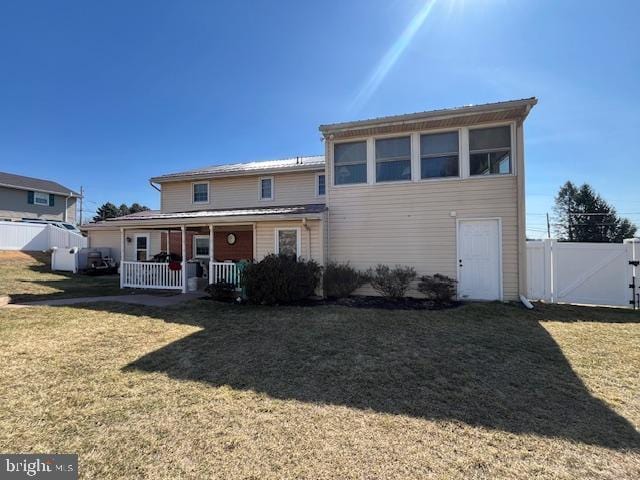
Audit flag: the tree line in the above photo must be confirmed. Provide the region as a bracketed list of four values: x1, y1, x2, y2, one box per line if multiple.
[93, 202, 150, 222]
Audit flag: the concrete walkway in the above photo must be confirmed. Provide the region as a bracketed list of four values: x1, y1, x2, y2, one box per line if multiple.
[2, 292, 207, 309]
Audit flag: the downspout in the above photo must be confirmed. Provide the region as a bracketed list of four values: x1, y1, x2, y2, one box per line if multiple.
[302, 217, 311, 259]
[149, 180, 161, 192]
[64, 192, 72, 222]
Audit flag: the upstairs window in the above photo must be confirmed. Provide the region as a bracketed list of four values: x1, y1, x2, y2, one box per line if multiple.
[375, 136, 411, 182]
[260, 177, 273, 200]
[317, 174, 326, 196]
[469, 126, 512, 176]
[334, 141, 367, 185]
[420, 131, 459, 179]
[33, 191, 51, 205]
[192, 182, 209, 203]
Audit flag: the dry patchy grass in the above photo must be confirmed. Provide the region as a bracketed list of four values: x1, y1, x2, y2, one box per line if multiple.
[0, 300, 639, 479]
[0, 250, 123, 302]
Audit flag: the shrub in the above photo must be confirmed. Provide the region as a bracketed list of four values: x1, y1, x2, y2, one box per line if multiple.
[242, 254, 322, 305]
[205, 281, 236, 302]
[323, 262, 368, 299]
[417, 274, 457, 304]
[367, 264, 416, 300]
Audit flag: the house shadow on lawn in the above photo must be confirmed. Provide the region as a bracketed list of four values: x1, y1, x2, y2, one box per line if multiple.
[117, 301, 640, 450]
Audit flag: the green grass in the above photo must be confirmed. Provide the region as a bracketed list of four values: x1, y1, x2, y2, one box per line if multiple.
[0, 251, 124, 302]
[1, 297, 639, 479]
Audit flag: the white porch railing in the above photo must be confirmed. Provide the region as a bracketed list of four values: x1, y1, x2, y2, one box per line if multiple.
[210, 262, 242, 288]
[122, 261, 185, 290]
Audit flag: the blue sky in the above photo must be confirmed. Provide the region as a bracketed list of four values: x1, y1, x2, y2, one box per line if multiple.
[1, 0, 638, 236]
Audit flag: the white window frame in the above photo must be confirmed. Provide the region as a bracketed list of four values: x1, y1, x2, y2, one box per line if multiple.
[315, 172, 326, 197]
[33, 191, 50, 205]
[134, 233, 150, 261]
[332, 140, 368, 187]
[274, 227, 301, 258]
[259, 176, 274, 201]
[467, 122, 516, 178]
[192, 234, 210, 259]
[192, 181, 210, 204]
[329, 121, 516, 188]
[417, 129, 462, 182]
[374, 135, 413, 184]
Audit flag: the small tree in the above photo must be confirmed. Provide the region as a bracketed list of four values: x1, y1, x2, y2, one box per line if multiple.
[367, 265, 416, 300]
[554, 181, 636, 242]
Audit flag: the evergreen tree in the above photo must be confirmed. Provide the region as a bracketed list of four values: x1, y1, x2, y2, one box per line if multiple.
[118, 203, 130, 217]
[553, 181, 636, 242]
[129, 203, 150, 214]
[93, 202, 120, 222]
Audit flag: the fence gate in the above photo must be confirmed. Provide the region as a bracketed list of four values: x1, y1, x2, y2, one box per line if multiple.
[527, 239, 638, 308]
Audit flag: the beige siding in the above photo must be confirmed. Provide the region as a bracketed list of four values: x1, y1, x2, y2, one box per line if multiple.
[255, 219, 323, 265]
[88, 229, 163, 263]
[0, 187, 78, 223]
[160, 171, 322, 213]
[327, 171, 520, 301]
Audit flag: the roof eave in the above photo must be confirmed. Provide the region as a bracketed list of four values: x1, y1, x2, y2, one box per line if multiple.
[150, 163, 325, 184]
[81, 211, 326, 230]
[319, 97, 538, 135]
[0, 182, 81, 197]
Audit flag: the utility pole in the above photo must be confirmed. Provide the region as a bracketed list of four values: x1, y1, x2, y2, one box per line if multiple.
[546, 212, 551, 239]
[79, 186, 84, 225]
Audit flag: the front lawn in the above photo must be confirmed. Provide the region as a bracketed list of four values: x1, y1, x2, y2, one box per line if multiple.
[0, 300, 638, 479]
[0, 251, 122, 302]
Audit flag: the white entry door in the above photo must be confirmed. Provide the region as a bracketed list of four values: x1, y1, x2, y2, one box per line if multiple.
[457, 219, 502, 300]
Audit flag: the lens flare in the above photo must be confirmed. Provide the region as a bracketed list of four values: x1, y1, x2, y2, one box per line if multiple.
[350, 0, 438, 111]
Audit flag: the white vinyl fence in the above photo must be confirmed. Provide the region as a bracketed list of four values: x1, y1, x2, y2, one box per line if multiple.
[0, 221, 87, 251]
[527, 239, 639, 308]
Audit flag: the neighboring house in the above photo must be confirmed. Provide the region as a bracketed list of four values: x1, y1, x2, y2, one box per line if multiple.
[0, 171, 80, 223]
[83, 97, 536, 300]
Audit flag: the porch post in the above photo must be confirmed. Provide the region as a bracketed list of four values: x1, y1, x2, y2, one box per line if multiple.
[119, 227, 125, 289]
[209, 224, 214, 284]
[181, 226, 187, 293]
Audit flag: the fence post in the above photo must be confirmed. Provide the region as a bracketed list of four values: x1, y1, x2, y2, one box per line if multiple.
[624, 238, 639, 309]
[542, 239, 553, 302]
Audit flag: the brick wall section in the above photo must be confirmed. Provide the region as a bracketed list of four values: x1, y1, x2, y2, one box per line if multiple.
[160, 229, 252, 261]
[213, 230, 252, 261]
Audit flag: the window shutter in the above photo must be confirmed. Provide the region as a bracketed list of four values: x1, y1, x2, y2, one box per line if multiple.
[27, 191, 34, 204]
[49, 194, 55, 206]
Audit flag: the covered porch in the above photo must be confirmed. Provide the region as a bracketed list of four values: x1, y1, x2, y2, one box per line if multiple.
[119, 224, 255, 293]
[84, 204, 326, 293]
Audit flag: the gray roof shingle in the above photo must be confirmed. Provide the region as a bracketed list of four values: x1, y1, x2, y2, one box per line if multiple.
[0, 171, 80, 196]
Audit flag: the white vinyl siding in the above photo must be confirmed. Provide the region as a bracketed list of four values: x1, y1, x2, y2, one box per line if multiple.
[327, 122, 521, 300]
[161, 171, 322, 213]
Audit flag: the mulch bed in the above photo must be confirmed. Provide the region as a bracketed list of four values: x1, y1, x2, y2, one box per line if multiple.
[204, 294, 459, 310]
[321, 296, 460, 310]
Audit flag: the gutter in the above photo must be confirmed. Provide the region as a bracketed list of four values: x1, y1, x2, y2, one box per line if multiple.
[149, 179, 161, 192]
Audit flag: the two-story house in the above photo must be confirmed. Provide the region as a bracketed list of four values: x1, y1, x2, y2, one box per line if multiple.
[0, 171, 80, 223]
[83, 97, 536, 300]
